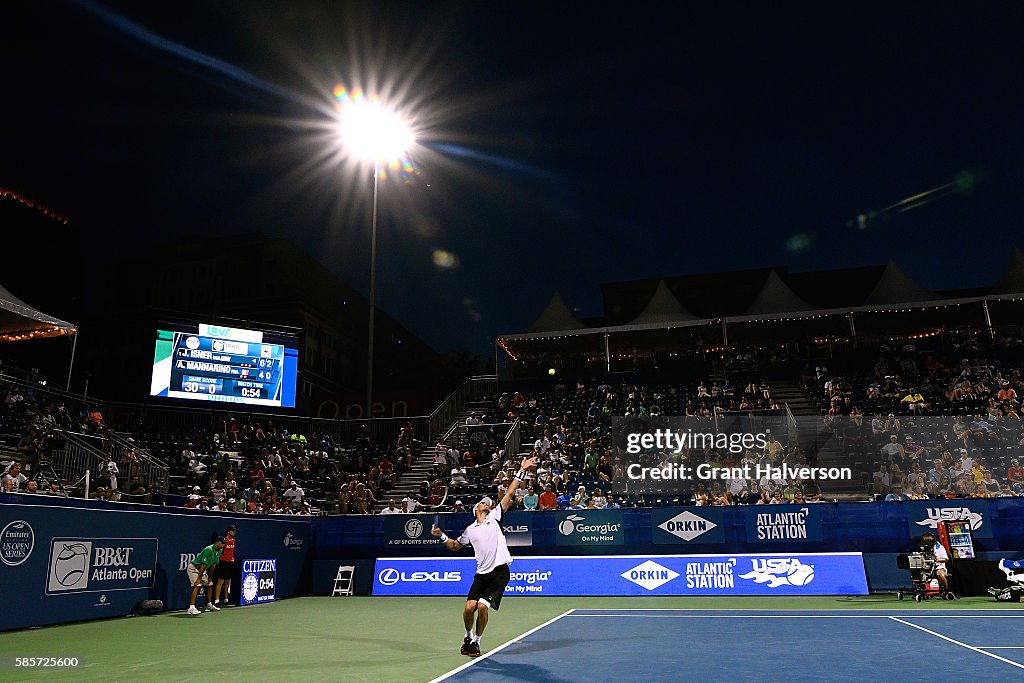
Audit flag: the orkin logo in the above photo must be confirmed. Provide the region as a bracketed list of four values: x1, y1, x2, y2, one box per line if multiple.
[405, 519, 424, 539]
[378, 568, 462, 586]
[621, 560, 680, 590]
[659, 510, 717, 542]
[915, 507, 984, 531]
[738, 558, 815, 588]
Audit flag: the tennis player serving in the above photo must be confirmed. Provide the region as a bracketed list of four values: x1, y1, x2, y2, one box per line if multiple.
[432, 454, 538, 657]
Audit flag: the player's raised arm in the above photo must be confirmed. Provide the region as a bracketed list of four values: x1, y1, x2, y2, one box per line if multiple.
[501, 455, 538, 512]
[432, 523, 462, 551]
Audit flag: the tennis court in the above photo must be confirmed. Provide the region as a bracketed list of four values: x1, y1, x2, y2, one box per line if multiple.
[2, 596, 1024, 682]
[434, 607, 1024, 681]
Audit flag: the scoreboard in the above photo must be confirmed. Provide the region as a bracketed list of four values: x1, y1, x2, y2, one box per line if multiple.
[151, 323, 298, 408]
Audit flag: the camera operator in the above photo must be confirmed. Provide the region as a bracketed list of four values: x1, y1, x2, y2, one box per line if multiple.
[920, 532, 951, 593]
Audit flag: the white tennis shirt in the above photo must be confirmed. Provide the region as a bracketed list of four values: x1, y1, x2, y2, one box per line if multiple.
[458, 504, 513, 575]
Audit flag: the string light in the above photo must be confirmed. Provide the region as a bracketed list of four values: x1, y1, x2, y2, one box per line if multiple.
[0, 325, 75, 343]
[496, 337, 518, 361]
[0, 188, 69, 224]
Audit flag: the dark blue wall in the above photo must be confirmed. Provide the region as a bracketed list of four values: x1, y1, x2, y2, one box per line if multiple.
[0, 496, 311, 631]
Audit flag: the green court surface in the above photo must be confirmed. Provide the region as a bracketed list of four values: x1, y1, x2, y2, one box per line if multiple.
[0, 596, 1019, 682]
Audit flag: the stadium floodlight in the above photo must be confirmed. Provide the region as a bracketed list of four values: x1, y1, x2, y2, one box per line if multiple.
[333, 88, 417, 419]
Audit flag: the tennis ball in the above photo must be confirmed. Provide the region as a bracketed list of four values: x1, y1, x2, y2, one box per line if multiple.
[548, 368, 555, 375]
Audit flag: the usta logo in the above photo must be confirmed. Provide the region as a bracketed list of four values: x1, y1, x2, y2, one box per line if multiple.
[915, 507, 983, 530]
[738, 558, 815, 588]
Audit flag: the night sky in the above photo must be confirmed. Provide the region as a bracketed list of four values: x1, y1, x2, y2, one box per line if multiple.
[4, 1, 1023, 358]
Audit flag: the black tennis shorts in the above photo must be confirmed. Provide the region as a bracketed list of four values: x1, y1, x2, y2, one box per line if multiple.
[466, 563, 511, 610]
[216, 559, 236, 581]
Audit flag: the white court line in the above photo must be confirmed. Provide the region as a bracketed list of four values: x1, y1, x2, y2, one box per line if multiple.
[889, 617, 1024, 670]
[566, 614, 1024, 619]
[979, 647, 1024, 649]
[565, 610, 1024, 614]
[427, 609, 575, 683]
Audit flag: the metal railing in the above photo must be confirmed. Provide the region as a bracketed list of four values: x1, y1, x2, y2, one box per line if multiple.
[503, 418, 521, 457]
[428, 375, 498, 441]
[104, 431, 170, 495]
[48, 430, 109, 497]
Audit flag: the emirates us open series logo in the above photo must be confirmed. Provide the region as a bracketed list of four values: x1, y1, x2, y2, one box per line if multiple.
[0, 520, 35, 566]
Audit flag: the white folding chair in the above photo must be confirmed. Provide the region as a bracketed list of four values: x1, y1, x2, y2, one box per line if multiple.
[332, 565, 355, 596]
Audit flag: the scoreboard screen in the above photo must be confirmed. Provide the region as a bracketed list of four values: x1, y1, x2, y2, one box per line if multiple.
[150, 323, 298, 408]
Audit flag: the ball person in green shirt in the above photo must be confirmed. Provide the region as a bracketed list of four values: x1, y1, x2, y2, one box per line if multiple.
[187, 536, 225, 615]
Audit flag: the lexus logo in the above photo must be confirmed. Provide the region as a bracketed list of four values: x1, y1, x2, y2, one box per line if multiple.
[379, 568, 400, 586]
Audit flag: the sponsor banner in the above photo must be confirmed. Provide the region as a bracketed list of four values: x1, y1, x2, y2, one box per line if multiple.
[240, 558, 276, 605]
[1, 502, 310, 632]
[745, 505, 824, 543]
[555, 510, 624, 546]
[905, 500, 992, 538]
[652, 507, 725, 545]
[372, 553, 868, 596]
[46, 537, 158, 594]
[501, 512, 533, 547]
[384, 514, 446, 547]
[467, 424, 498, 448]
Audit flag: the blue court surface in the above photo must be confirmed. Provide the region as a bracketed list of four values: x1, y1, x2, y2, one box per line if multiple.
[431, 609, 1024, 682]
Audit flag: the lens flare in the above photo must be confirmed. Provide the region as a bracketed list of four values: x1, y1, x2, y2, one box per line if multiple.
[334, 84, 417, 179]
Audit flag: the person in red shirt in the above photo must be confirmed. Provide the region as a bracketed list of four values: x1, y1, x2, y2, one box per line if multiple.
[248, 464, 265, 487]
[1008, 458, 1024, 485]
[213, 525, 237, 608]
[997, 382, 1018, 405]
[538, 483, 558, 510]
[378, 456, 396, 488]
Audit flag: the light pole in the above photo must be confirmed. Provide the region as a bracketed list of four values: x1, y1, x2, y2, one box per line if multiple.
[367, 159, 379, 422]
[334, 87, 415, 421]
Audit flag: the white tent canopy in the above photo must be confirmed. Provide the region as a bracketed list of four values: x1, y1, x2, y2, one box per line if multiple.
[527, 291, 587, 333]
[629, 280, 701, 324]
[0, 282, 76, 337]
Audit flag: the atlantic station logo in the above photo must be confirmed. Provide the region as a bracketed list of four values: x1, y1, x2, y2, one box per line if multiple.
[753, 509, 811, 540]
[46, 538, 158, 594]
